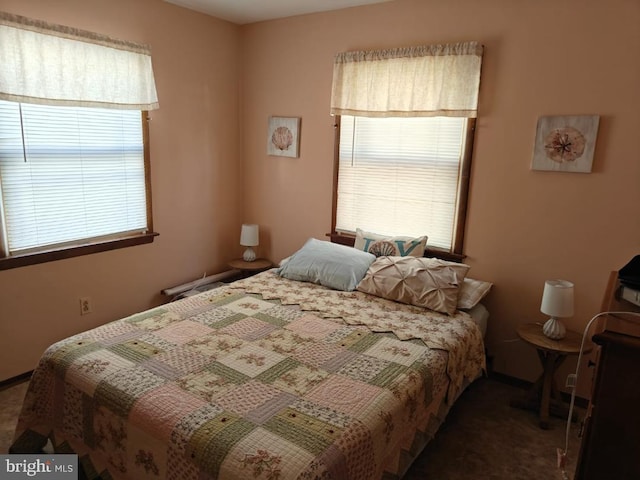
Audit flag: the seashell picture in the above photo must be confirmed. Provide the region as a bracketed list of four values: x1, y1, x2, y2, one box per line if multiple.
[531, 115, 599, 173]
[267, 116, 301, 158]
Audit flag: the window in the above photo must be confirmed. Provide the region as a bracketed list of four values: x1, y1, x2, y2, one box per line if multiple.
[334, 115, 474, 253]
[0, 101, 152, 259]
[0, 12, 159, 269]
[330, 42, 483, 256]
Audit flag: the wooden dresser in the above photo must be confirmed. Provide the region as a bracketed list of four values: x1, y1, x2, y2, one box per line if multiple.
[574, 271, 640, 480]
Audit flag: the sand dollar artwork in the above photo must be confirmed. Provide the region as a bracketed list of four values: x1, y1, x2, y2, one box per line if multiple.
[531, 115, 599, 173]
[544, 126, 586, 163]
[271, 126, 293, 151]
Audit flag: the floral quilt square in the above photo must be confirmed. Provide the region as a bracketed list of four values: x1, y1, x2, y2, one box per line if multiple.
[135, 333, 176, 352]
[170, 404, 225, 455]
[152, 346, 212, 376]
[214, 380, 282, 415]
[304, 375, 385, 416]
[129, 383, 207, 442]
[127, 310, 182, 332]
[163, 293, 216, 314]
[188, 307, 240, 327]
[291, 399, 352, 429]
[223, 296, 276, 316]
[290, 342, 343, 369]
[93, 405, 128, 472]
[337, 355, 391, 382]
[185, 332, 245, 360]
[166, 445, 199, 480]
[219, 316, 278, 341]
[83, 321, 139, 342]
[60, 384, 85, 441]
[154, 320, 215, 345]
[363, 337, 428, 366]
[99, 366, 165, 401]
[126, 423, 168, 479]
[285, 314, 343, 340]
[271, 364, 328, 396]
[219, 344, 287, 378]
[257, 330, 312, 356]
[65, 350, 135, 396]
[219, 427, 314, 480]
[175, 370, 238, 403]
[262, 304, 305, 323]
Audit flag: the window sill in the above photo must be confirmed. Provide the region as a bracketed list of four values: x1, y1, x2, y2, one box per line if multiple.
[0, 232, 159, 271]
[327, 232, 466, 263]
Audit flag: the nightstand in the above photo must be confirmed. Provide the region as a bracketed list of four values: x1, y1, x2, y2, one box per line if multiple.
[510, 323, 591, 429]
[228, 258, 273, 277]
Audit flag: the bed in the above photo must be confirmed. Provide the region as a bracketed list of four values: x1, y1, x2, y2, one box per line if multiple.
[11, 242, 488, 480]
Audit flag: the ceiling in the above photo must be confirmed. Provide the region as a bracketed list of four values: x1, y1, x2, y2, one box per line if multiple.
[163, 0, 394, 25]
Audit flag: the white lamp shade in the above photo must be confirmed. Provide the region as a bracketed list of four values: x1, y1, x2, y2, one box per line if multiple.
[540, 280, 574, 318]
[240, 224, 259, 247]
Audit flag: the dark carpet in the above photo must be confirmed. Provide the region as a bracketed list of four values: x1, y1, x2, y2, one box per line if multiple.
[405, 376, 580, 480]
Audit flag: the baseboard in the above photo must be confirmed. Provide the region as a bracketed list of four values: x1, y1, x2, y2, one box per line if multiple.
[488, 370, 589, 409]
[0, 370, 32, 391]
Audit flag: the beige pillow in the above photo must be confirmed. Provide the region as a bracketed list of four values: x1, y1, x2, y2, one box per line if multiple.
[357, 256, 470, 315]
[458, 278, 493, 309]
[354, 228, 427, 257]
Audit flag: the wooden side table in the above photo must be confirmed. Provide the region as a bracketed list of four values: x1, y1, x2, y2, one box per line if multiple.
[228, 258, 273, 277]
[510, 323, 590, 429]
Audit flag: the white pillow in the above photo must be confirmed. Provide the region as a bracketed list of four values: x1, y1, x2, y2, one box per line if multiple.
[276, 238, 375, 291]
[457, 278, 493, 309]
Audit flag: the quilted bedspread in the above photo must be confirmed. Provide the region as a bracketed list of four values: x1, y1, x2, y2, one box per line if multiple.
[11, 271, 485, 480]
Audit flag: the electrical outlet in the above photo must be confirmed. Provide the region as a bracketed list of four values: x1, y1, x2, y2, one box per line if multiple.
[80, 297, 93, 315]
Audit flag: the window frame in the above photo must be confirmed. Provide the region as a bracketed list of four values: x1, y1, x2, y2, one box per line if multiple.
[0, 111, 157, 271]
[329, 115, 477, 262]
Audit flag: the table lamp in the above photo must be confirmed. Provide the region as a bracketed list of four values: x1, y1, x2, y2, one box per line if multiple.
[540, 279, 574, 340]
[240, 224, 259, 262]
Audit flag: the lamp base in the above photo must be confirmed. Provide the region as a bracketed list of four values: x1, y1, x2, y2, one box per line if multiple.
[543, 317, 566, 340]
[242, 247, 256, 262]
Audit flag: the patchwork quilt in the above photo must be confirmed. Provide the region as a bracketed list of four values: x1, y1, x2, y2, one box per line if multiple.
[11, 271, 485, 480]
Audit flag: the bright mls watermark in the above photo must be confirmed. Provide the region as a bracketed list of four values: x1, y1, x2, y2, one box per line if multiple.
[1, 455, 77, 479]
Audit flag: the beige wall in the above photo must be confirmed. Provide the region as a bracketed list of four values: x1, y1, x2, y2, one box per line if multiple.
[1, 0, 638, 395]
[0, 0, 242, 379]
[240, 0, 640, 394]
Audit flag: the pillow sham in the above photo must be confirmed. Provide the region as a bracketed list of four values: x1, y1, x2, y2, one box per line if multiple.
[458, 278, 493, 310]
[356, 256, 470, 315]
[276, 238, 375, 291]
[354, 228, 427, 257]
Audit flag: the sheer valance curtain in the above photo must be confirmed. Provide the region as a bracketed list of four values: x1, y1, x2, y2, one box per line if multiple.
[0, 11, 159, 110]
[330, 41, 483, 118]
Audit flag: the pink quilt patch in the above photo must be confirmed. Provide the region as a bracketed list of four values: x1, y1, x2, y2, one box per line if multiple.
[154, 320, 214, 345]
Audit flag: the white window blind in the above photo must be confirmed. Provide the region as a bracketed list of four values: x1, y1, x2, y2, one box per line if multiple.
[336, 115, 466, 249]
[0, 100, 147, 253]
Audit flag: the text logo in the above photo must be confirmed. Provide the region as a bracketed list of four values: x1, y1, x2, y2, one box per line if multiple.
[1, 455, 77, 479]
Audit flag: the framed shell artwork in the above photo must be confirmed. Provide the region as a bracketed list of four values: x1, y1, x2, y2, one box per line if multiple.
[267, 116, 301, 158]
[531, 115, 600, 173]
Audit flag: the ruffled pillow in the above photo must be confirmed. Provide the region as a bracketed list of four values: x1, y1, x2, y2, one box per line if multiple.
[357, 256, 470, 314]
